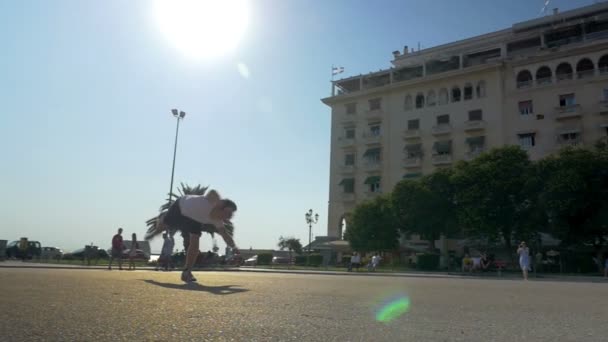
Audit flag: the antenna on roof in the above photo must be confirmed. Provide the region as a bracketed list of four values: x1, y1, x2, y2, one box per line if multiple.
[540, 0, 551, 16]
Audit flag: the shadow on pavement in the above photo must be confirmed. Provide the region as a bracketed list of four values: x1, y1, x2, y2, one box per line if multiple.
[141, 279, 249, 295]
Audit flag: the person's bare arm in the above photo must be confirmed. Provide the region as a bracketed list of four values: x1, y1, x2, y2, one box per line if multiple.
[216, 224, 237, 250]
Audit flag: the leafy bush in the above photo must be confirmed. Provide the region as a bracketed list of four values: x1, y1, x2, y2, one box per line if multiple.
[257, 253, 273, 265]
[417, 254, 440, 270]
[295, 256, 307, 266]
[308, 254, 323, 266]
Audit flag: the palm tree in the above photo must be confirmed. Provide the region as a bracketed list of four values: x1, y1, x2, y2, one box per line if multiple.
[278, 236, 303, 267]
[145, 183, 235, 250]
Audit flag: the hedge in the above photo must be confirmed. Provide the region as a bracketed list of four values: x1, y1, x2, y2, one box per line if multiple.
[417, 254, 440, 270]
[257, 253, 273, 265]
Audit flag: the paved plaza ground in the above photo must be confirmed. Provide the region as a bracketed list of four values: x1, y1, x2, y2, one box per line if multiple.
[0, 268, 607, 341]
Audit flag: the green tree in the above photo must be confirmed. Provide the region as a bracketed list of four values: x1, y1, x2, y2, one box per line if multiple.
[277, 236, 303, 266]
[536, 146, 608, 256]
[451, 146, 536, 253]
[344, 195, 399, 253]
[392, 168, 458, 250]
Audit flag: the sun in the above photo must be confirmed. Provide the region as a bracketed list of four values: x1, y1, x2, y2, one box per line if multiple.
[153, 0, 250, 60]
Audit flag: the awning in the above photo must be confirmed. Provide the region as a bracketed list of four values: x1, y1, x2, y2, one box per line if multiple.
[403, 173, 422, 179]
[404, 143, 422, 152]
[433, 140, 452, 153]
[364, 176, 381, 184]
[466, 136, 485, 145]
[338, 178, 354, 186]
[363, 147, 381, 157]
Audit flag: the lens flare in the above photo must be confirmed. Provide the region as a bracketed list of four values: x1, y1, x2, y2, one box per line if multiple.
[375, 296, 410, 323]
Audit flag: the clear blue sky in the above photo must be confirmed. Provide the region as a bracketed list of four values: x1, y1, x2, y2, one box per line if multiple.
[0, 0, 594, 253]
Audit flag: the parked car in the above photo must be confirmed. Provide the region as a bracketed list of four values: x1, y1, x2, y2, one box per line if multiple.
[63, 246, 108, 261]
[6, 239, 42, 260]
[40, 247, 63, 260]
[244, 255, 258, 266]
[122, 249, 149, 261]
[272, 256, 291, 265]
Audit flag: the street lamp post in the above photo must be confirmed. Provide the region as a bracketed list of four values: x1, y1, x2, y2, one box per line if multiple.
[168, 109, 186, 204]
[305, 209, 319, 262]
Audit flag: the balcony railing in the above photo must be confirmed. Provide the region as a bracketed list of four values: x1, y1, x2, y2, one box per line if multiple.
[558, 139, 582, 147]
[432, 154, 452, 165]
[465, 148, 485, 161]
[431, 124, 452, 136]
[366, 108, 383, 120]
[340, 165, 355, 173]
[536, 77, 552, 85]
[340, 193, 356, 202]
[363, 161, 382, 172]
[517, 80, 533, 89]
[577, 70, 594, 79]
[464, 120, 486, 131]
[337, 136, 356, 147]
[403, 129, 421, 139]
[403, 157, 422, 168]
[556, 73, 574, 82]
[555, 104, 582, 120]
[362, 133, 382, 144]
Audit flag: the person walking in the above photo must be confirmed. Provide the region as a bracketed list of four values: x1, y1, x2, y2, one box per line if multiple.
[128, 233, 139, 270]
[517, 241, 531, 281]
[108, 228, 124, 270]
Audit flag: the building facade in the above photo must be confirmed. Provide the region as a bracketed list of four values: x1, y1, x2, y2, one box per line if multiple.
[322, 3, 608, 239]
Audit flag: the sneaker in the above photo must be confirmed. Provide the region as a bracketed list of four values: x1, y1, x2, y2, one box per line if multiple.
[190, 272, 197, 282]
[181, 270, 193, 282]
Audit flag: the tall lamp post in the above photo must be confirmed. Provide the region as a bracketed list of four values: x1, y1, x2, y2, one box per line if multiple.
[305, 209, 319, 259]
[168, 109, 186, 204]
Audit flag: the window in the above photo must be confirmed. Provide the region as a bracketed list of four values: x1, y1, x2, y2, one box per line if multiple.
[404, 95, 413, 111]
[556, 63, 573, 81]
[365, 176, 382, 193]
[339, 178, 355, 193]
[369, 124, 381, 136]
[427, 90, 436, 106]
[576, 58, 594, 78]
[518, 133, 536, 149]
[560, 132, 580, 142]
[437, 114, 450, 125]
[516, 70, 533, 88]
[476, 81, 487, 98]
[603, 88, 608, 101]
[464, 83, 473, 100]
[369, 98, 382, 110]
[466, 136, 485, 152]
[345, 103, 357, 115]
[559, 94, 575, 107]
[599, 55, 608, 74]
[519, 101, 533, 115]
[536, 66, 552, 84]
[344, 153, 355, 166]
[468, 109, 482, 121]
[438, 88, 449, 105]
[407, 119, 420, 130]
[345, 128, 355, 139]
[370, 182, 381, 193]
[415, 93, 425, 108]
[451, 86, 461, 102]
[364, 148, 381, 164]
[405, 144, 422, 158]
[433, 140, 452, 155]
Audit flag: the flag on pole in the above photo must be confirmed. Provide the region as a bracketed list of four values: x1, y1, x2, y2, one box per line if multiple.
[332, 66, 344, 76]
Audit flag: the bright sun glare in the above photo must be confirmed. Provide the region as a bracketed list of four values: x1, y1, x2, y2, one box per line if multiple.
[154, 0, 250, 59]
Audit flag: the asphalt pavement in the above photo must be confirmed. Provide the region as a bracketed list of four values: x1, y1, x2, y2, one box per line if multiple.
[0, 268, 607, 341]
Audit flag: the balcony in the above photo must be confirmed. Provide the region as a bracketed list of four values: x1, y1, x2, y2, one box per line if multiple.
[464, 120, 486, 132]
[403, 129, 421, 139]
[340, 165, 355, 174]
[366, 108, 383, 120]
[577, 70, 594, 79]
[555, 104, 582, 120]
[516, 80, 533, 89]
[340, 193, 356, 202]
[364, 191, 382, 199]
[362, 133, 382, 144]
[403, 157, 422, 168]
[556, 73, 574, 82]
[432, 124, 452, 136]
[465, 148, 485, 161]
[363, 161, 382, 172]
[558, 139, 582, 147]
[337, 136, 356, 147]
[432, 154, 452, 165]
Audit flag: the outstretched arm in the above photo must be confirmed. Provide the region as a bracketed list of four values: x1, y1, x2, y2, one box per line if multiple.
[216, 224, 237, 250]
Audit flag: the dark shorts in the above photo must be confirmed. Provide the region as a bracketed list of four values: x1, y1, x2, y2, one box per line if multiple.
[164, 200, 204, 237]
[111, 248, 123, 258]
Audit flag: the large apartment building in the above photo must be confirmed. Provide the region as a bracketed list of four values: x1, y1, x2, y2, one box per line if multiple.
[322, 3, 608, 239]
